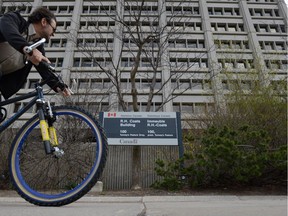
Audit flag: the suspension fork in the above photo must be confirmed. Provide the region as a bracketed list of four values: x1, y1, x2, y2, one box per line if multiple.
[35, 85, 58, 154]
[36, 98, 52, 154]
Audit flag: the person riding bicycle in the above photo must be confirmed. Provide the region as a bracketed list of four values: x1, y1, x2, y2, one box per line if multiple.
[0, 7, 70, 100]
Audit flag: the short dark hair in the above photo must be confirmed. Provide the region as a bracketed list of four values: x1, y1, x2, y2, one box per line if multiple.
[28, 7, 56, 24]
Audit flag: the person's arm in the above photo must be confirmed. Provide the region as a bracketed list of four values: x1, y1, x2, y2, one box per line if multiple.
[34, 46, 71, 96]
[0, 11, 49, 65]
[0, 11, 30, 53]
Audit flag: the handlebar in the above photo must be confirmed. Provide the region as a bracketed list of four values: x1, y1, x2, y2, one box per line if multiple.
[24, 38, 46, 54]
[24, 38, 56, 72]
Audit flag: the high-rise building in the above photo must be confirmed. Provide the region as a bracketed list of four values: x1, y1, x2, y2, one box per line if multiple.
[0, 0, 287, 189]
[0, 0, 287, 123]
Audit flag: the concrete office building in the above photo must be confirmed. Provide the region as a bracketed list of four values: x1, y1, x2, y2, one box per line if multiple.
[0, 0, 287, 123]
[0, 0, 287, 189]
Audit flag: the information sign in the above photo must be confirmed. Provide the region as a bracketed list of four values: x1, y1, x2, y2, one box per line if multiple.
[99, 112, 182, 146]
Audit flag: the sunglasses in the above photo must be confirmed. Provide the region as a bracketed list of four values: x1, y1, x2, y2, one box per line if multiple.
[48, 22, 57, 34]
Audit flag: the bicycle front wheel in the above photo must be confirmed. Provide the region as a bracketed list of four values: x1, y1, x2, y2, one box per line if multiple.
[9, 106, 108, 206]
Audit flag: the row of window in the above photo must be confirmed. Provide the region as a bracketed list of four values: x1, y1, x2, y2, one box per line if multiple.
[1, 5, 32, 14]
[170, 58, 208, 69]
[55, 21, 71, 31]
[47, 38, 286, 52]
[168, 39, 205, 49]
[222, 80, 255, 91]
[82, 5, 116, 14]
[122, 102, 214, 113]
[13, 101, 110, 113]
[218, 59, 254, 69]
[79, 21, 115, 31]
[172, 79, 212, 90]
[218, 59, 288, 71]
[123, 102, 164, 112]
[74, 57, 209, 70]
[173, 103, 214, 114]
[247, 0, 276, 2]
[75, 78, 111, 90]
[45, 57, 288, 72]
[77, 38, 113, 48]
[167, 22, 202, 31]
[166, 6, 199, 15]
[215, 40, 249, 50]
[222, 79, 287, 91]
[45, 5, 74, 14]
[73, 58, 111, 68]
[249, 8, 279, 17]
[211, 23, 245, 32]
[254, 24, 286, 33]
[208, 7, 240, 16]
[22, 77, 285, 97]
[73, 78, 213, 91]
[45, 38, 67, 48]
[265, 60, 288, 70]
[259, 41, 287, 51]
[62, 23, 285, 36]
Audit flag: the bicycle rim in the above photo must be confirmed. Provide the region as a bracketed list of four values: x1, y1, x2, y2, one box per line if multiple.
[9, 106, 107, 206]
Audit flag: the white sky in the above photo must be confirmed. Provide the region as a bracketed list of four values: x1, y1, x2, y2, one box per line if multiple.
[285, 0, 288, 7]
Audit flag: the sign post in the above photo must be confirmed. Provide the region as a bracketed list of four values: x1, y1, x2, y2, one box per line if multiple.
[99, 112, 183, 158]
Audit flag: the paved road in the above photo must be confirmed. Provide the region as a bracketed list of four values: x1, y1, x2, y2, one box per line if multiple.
[0, 195, 286, 216]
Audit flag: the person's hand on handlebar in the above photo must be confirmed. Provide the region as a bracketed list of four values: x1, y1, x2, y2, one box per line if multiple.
[23, 46, 50, 65]
[56, 87, 72, 97]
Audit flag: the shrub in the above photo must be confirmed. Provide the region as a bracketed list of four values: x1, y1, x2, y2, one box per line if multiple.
[153, 83, 287, 190]
[153, 125, 287, 190]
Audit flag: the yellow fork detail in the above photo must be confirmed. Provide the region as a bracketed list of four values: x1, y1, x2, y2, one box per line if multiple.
[49, 126, 59, 146]
[40, 120, 50, 141]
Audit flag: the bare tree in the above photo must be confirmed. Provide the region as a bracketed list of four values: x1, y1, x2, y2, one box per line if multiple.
[70, 0, 214, 189]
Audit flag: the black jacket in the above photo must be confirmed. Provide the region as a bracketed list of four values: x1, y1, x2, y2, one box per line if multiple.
[0, 11, 57, 99]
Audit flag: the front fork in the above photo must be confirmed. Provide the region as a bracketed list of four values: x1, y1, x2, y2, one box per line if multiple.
[37, 99, 58, 155]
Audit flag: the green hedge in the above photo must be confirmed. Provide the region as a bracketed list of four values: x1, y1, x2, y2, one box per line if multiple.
[153, 125, 287, 191]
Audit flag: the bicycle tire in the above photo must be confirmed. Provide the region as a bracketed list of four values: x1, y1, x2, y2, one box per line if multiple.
[9, 106, 108, 206]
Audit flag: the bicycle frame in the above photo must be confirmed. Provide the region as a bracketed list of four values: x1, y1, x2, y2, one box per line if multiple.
[0, 90, 38, 133]
[0, 84, 55, 154]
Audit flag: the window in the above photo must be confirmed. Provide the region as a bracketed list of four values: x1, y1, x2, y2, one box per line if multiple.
[194, 103, 206, 114]
[225, 62, 234, 69]
[236, 61, 245, 69]
[73, 58, 80, 67]
[179, 80, 191, 89]
[187, 40, 197, 48]
[91, 79, 103, 89]
[192, 80, 202, 90]
[275, 42, 285, 50]
[181, 103, 193, 113]
[228, 25, 237, 32]
[217, 24, 226, 31]
[81, 58, 93, 67]
[173, 103, 180, 112]
[78, 79, 89, 89]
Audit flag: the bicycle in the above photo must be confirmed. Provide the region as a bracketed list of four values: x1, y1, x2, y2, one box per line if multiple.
[0, 39, 108, 206]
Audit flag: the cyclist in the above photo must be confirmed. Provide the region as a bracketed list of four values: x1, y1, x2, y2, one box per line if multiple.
[0, 7, 70, 100]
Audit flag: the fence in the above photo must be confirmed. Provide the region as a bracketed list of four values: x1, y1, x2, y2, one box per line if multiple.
[100, 145, 179, 190]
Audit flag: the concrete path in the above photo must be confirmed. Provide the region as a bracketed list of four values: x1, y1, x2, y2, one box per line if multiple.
[0, 195, 286, 216]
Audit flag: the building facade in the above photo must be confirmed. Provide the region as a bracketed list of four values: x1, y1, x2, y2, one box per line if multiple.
[0, 0, 287, 124]
[0, 0, 287, 189]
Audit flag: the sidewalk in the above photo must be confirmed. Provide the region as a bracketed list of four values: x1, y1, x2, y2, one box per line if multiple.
[0, 191, 286, 216]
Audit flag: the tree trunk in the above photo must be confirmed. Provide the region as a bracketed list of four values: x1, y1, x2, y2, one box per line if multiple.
[131, 145, 141, 190]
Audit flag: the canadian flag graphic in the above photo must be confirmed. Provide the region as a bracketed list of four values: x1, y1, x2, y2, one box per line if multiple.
[107, 112, 116, 117]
